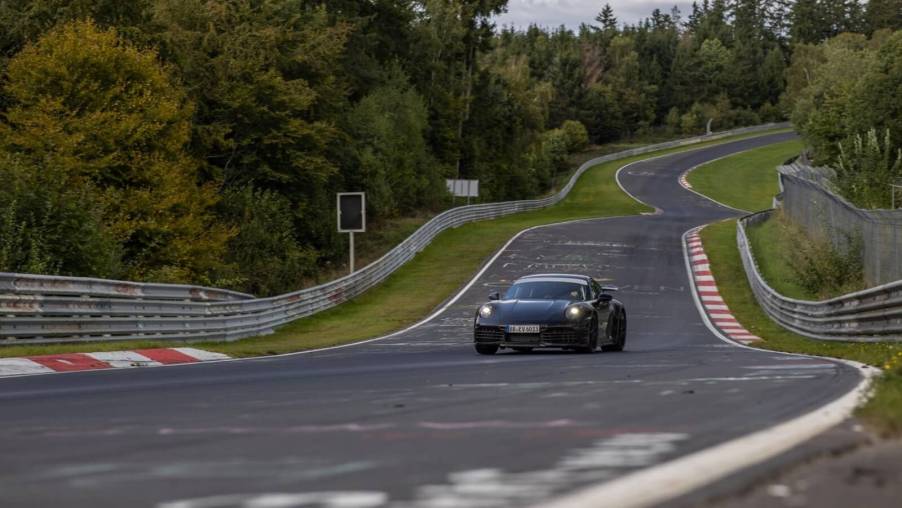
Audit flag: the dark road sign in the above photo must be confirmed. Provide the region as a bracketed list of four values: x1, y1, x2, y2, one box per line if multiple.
[337, 192, 365, 233]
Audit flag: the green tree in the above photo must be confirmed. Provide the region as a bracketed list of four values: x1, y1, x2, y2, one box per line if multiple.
[0, 20, 230, 282]
[151, 0, 350, 256]
[866, 0, 902, 33]
[346, 67, 441, 217]
[790, 33, 878, 162]
[595, 3, 618, 33]
[791, 0, 825, 43]
[699, 38, 732, 100]
[847, 31, 902, 152]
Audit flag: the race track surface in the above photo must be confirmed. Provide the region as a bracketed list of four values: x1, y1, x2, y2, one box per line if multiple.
[0, 132, 863, 508]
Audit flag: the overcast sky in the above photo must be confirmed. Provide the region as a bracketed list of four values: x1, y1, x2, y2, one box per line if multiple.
[494, 1, 695, 30]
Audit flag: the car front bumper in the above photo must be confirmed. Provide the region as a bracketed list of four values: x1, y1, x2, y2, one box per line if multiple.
[474, 324, 591, 348]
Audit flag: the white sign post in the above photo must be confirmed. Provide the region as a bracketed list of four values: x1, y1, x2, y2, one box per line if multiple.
[337, 192, 366, 274]
[446, 179, 479, 205]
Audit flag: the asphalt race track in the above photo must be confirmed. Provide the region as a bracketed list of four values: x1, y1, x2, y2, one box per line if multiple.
[0, 132, 864, 508]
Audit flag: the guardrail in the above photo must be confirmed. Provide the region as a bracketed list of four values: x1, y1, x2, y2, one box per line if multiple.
[0, 122, 788, 345]
[737, 210, 902, 342]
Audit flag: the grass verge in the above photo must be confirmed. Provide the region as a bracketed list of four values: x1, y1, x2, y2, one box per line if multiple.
[687, 139, 803, 211]
[0, 129, 787, 360]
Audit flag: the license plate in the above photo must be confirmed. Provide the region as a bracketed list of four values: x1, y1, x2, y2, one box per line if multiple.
[508, 325, 540, 333]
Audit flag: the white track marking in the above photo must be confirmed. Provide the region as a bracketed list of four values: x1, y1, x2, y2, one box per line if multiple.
[0, 358, 54, 377]
[158, 491, 387, 508]
[173, 348, 231, 361]
[85, 351, 161, 368]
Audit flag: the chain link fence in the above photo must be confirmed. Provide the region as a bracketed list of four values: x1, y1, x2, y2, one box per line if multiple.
[779, 162, 902, 286]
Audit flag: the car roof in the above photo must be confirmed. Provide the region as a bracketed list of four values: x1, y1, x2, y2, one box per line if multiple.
[516, 273, 593, 283]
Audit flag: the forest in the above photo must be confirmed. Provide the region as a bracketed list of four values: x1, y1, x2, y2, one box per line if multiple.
[0, 0, 899, 295]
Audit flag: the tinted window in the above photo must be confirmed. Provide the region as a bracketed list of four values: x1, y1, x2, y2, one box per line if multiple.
[504, 281, 587, 301]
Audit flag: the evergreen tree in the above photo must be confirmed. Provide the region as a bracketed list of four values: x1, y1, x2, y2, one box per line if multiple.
[595, 3, 618, 32]
[866, 0, 902, 32]
[790, 0, 825, 43]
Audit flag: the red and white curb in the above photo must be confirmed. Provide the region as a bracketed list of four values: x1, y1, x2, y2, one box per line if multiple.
[685, 227, 761, 344]
[0, 348, 230, 378]
[678, 172, 693, 189]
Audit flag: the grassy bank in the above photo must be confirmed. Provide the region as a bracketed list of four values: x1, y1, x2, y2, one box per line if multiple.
[690, 141, 902, 435]
[0, 129, 786, 360]
[687, 139, 803, 211]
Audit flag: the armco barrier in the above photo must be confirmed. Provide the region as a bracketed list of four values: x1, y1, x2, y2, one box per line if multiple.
[0, 123, 788, 345]
[738, 210, 902, 342]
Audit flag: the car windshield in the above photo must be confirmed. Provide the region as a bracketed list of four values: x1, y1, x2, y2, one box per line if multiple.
[503, 280, 587, 301]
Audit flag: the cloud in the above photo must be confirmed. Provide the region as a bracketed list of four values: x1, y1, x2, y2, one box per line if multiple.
[494, 0, 694, 30]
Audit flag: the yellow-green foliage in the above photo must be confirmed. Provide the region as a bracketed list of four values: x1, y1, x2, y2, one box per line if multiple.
[0, 20, 231, 283]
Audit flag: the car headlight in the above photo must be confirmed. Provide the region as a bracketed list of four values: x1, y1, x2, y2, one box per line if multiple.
[565, 305, 584, 320]
[479, 304, 494, 318]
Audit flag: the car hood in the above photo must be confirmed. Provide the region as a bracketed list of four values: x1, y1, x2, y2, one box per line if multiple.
[491, 299, 574, 324]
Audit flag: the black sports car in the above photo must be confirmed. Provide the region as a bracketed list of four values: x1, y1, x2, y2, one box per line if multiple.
[473, 273, 626, 355]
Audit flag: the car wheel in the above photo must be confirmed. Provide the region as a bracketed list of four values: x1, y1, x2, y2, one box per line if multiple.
[475, 344, 499, 355]
[512, 347, 533, 353]
[602, 310, 626, 352]
[576, 318, 598, 353]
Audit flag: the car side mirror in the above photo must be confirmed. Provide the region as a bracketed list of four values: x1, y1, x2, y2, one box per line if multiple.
[596, 293, 613, 305]
[488, 291, 500, 301]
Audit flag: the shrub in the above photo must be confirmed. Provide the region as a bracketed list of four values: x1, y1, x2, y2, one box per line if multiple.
[775, 212, 865, 298]
[542, 128, 570, 173]
[0, 152, 121, 277]
[665, 107, 681, 134]
[560, 120, 589, 152]
[217, 186, 318, 296]
[835, 128, 902, 208]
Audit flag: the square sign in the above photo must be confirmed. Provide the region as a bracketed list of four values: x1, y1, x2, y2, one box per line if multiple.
[337, 192, 365, 232]
[446, 179, 479, 198]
